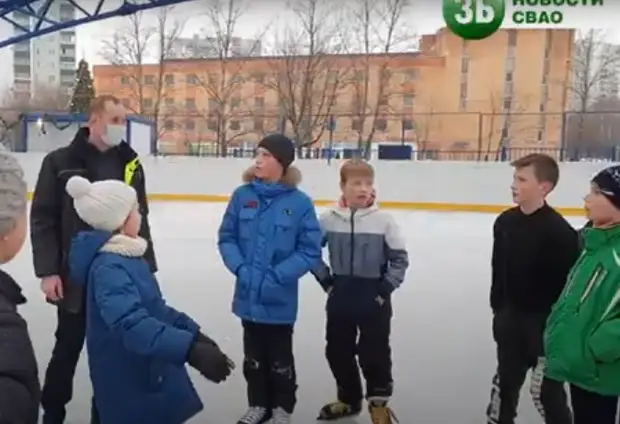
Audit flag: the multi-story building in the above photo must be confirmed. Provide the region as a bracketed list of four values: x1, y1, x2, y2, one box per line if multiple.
[93, 28, 573, 155]
[2, 1, 77, 103]
[168, 35, 262, 59]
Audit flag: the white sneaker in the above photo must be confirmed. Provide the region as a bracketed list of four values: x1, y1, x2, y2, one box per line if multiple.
[269, 407, 291, 424]
[237, 406, 268, 424]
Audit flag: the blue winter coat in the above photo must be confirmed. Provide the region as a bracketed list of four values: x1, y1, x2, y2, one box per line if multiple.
[68, 230, 203, 424]
[217, 167, 322, 324]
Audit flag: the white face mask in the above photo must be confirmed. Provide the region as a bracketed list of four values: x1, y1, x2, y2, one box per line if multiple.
[103, 124, 126, 147]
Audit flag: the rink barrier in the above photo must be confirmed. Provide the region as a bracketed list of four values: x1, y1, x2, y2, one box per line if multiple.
[28, 191, 587, 217]
[25, 192, 585, 216]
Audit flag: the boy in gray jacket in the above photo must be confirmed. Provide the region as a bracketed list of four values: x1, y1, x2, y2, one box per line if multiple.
[313, 159, 409, 424]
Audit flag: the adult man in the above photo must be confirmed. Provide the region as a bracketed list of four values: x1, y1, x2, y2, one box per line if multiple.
[30, 95, 157, 424]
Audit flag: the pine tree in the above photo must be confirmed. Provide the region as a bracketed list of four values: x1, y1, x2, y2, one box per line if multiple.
[69, 59, 95, 114]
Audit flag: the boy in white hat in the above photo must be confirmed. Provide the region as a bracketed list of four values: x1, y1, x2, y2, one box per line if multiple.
[65, 176, 235, 424]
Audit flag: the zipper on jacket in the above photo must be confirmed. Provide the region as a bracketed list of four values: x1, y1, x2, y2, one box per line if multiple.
[349, 210, 356, 275]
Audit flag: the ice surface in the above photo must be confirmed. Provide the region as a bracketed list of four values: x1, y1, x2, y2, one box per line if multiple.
[7, 204, 587, 424]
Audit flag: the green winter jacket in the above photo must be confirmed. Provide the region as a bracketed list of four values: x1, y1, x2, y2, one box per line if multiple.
[544, 225, 620, 396]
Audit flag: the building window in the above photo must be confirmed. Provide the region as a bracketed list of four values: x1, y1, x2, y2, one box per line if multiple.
[185, 98, 196, 110]
[459, 39, 469, 111]
[208, 99, 219, 110]
[144, 75, 155, 85]
[231, 97, 241, 108]
[120, 76, 129, 85]
[207, 119, 217, 131]
[229, 120, 240, 131]
[185, 119, 195, 131]
[402, 119, 414, 130]
[375, 119, 387, 132]
[255, 96, 264, 108]
[253, 72, 265, 84]
[403, 94, 414, 107]
[164, 74, 174, 85]
[404, 69, 418, 80]
[142, 98, 153, 109]
[253, 118, 264, 131]
[164, 119, 174, 130]
[351, 119, 362, 131]
[503, 98, 512, 111]
[186, 74, 198, 85]
[165, 97, 174, 107]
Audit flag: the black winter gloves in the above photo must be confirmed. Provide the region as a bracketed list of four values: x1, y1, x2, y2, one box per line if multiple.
[187, 332, 235, 384]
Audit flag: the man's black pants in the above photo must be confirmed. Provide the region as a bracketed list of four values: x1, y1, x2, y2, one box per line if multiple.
[41, 308, 99, 424]
[242, 320, 297, 413]
[486, 308, 571, 424]
[570, 384, 618, 424]
[325, 301, 393, 405]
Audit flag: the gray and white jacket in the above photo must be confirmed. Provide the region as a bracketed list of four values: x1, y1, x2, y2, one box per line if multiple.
[313, 203, 409, 298]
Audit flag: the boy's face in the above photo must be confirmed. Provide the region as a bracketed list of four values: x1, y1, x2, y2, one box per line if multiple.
[121, 205, 142, 238]
[511, 165, 551, 205]
[584, 183, 620, 226]
[254, 147, 283, 181]
[341, 176, 373, 208]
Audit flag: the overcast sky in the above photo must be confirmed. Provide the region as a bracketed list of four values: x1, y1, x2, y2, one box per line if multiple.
[72, 0, 620, 66]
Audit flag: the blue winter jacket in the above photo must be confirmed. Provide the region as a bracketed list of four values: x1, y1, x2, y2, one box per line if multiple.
[217, 166, 322, 324]
[68, 230, 203, 424]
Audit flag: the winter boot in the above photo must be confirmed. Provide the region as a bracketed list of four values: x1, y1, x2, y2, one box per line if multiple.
[269, 407, 291, 424]
[317, 401, 362, 420]
[237, 406, 270, 424]
[368, 399, 399, 424]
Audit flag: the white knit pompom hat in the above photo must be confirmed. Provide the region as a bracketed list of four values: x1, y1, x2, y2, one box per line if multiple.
[66, 176, 138, 232]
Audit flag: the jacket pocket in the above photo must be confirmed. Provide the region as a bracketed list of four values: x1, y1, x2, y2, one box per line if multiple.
[238, 208, 257, 240]
[274, 216, 295, 252]
[234, 266, 251, 300]
[259, 273, 290, 307]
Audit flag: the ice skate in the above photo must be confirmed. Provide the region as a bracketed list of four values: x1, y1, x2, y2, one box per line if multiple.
[268, 407, 291, 424]
[237, 406, 270, 424]
[368, 400, 398, 424]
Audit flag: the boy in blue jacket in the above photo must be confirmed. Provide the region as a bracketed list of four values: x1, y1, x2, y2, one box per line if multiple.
[218, 134, 322, 424]
[65, 176, 235, 424]
[313, 159, 409, 424]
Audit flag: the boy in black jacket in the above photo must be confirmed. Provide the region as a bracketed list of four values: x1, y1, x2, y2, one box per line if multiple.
[486, 154, 579, 424]
[0, 150, 40, 424]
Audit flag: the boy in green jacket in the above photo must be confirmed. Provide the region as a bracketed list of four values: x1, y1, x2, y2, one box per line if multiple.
[544, 165, 620, 424]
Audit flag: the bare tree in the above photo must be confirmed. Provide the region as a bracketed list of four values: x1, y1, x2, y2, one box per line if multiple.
[100, 8, 183, 140]
[566, 29, 620, 149]
[193, 0, 267, 156]
[411, 97, 439, 156]
[262, 0, 348, 148]
[345, 0, 415, 158]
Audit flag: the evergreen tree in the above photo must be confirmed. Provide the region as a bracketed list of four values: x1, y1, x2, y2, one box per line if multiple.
[69, 59, 95, 114]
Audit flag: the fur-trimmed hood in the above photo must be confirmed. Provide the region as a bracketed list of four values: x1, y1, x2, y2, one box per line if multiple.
[242, 165, 302, 187]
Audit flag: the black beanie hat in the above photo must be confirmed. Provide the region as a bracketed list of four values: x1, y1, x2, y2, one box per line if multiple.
[592, 165, 620, 210]
[258, 133, 295, 171]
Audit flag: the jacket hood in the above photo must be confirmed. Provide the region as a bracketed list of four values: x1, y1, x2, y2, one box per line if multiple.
[69, 230, 114, 287]
[242, 165, 302, 198]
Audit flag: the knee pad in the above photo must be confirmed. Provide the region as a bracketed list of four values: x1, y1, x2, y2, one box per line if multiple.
[243, 357, 261, 373]
[270, 361, 294, 381]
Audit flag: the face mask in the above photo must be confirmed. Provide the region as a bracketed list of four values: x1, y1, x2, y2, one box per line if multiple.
[103, 124, 126, 147]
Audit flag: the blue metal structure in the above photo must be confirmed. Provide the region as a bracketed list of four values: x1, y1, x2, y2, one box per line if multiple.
[0, 0, 194, 49]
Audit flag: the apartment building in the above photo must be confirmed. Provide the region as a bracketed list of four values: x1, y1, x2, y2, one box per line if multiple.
[93, 28, 573, 154]
[5, 1, 77, 103]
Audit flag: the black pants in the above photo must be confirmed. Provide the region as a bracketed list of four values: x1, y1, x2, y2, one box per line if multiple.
[41, 308, 99, 424]
[325, 301, 393, 405]
[242, 321, 297, 413]
[570, 384, 618, 424]
[486, 308, 571, 424]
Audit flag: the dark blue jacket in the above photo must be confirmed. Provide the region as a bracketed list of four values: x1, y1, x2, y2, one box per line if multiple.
[217, 167, 322, 324]
[68, 230, 203, 424]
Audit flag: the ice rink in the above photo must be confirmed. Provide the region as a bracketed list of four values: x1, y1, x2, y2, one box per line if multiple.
[8, 203, 587, 424]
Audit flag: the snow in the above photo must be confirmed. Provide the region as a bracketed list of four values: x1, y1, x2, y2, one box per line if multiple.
[7, 204, 587, 423]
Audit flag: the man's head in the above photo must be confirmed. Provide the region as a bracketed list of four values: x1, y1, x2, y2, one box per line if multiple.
[340, 159, 374, 209]
[254, 134, 295, 182]
[585, 166, 620, 227]
[87, 95, 127, 150]
[0, 150, 27, 264]
[510, 154, 559, 206]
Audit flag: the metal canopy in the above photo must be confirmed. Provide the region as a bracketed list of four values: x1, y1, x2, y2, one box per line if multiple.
[0, 0, 193, 49]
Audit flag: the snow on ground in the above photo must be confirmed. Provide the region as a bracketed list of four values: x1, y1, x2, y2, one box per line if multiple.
[7, 204, 587, 424]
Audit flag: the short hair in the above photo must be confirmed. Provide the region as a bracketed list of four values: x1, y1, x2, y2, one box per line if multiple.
[340, 159, 374, 183]
[88, 95, 121, 118]
[511, 153, 560, 187]
[0, 149, 26, 237]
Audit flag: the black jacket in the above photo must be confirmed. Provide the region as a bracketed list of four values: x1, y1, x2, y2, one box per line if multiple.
[0, 270, 40, 424]
[30, 127, 157, 312]
[490, 204, 580, 313]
